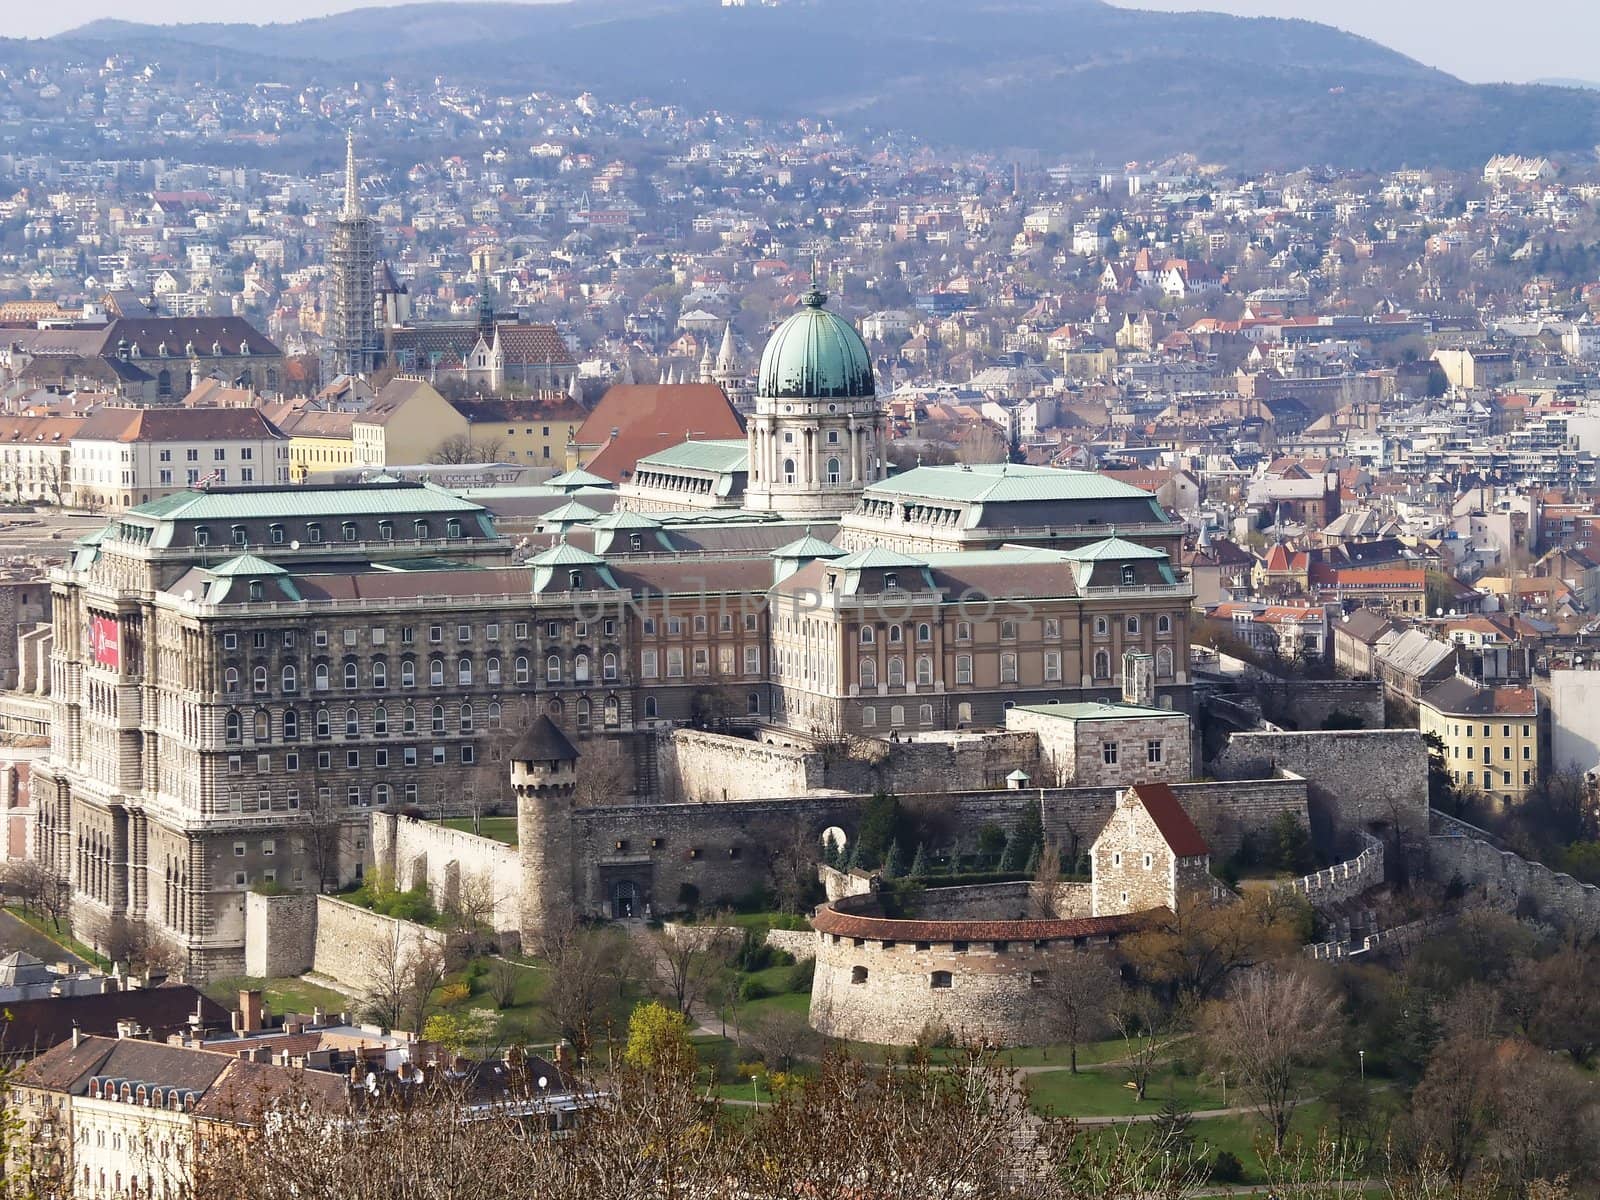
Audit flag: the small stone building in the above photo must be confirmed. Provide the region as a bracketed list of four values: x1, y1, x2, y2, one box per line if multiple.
[1005, 701, 1190, 787]
[1090, 783, 1213, 917]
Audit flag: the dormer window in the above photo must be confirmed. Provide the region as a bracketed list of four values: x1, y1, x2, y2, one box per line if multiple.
[1121, 565, 1136, 586]
[378, 521, 393, 541]
[569, 569, 583, 588]
[414, 520, 429, 539]
[230, 525, 247, 547]
[194, 526, 210, 547]
[447, 519, 462, 539]
[884, 572, 898, 590]
[306, 523, 322, 544]
[248, 581, 264, 602]
[269, 524, 285, 544]
[342, 522, 357, 542]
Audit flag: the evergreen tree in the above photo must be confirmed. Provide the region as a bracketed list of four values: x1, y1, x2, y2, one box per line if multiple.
[822, 832, 841, 868]
[1151, 1096, 1194, 1159]
[908, 842, 928, 878]
[856, 789, 901, 870]
[882, 841, 906, 880]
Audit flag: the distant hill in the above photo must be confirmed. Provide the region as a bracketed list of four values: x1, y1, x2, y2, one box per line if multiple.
[42, 0, 1600, 169]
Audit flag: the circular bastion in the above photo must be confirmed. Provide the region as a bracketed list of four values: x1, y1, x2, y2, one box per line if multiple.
[808, 882, 1146, 1047]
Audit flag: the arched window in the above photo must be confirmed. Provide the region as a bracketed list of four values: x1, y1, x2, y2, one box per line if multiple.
[782, 458, 796, 484]
[546, 655, 562, 683]
[254, 711, 269, 741]
[747, 691, 761, 715]
[644, 696, 659, 719]
[1094, 616, 1108, 637]
[486, 656, 501, 685]
[315, 708, 331, 738]
[344, 707, 359, 737]
[403, 705, 416, 734]
[457, 658, 473, 686]
[401, 660, 416, 688]
[1157, 614, 1172, 635]
[431, 704, 446, 734]
[374, 705, 389, 736]
[887, 656, 905, 686]
[314, 663, 330, 691]
[372, 660, 387, 688]
[253, 666, 268, 694]
[826, 456, 840, 484]
[860, 626, 875, 645]
[224, 667, 240, 693]
[602, 652, 617, 681]
[574, 654, 590, 683]
[862, 706, 877, 727]
[459, 702, 474, 732]
[851, 966, 868, 984]
[281, 664, 298, 692]
[157, 369, 172, 398]
[343, 661, 358, 689]
[916, 656, 933, 686]
[890, 705, 905, 727]
[1156, 646, 1174, 678]
[488, 701, 502, 729]
[957, 701, 973, 725]
[917, 623, 932, 643]
[283, 709, 299, 739]
[515, 656, 530, 684]
[576, 698, 591, 727]
[1093, 649, 1111, 679]
[860, 658, 878, 688]
[888, 625, 903, 644]
[225, 711, 241, 742]
[429, 659, 444, 687]
[1126, 616, 1140, 635]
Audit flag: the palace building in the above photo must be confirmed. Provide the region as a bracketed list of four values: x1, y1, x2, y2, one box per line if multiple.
[36, 295, 1194, 977]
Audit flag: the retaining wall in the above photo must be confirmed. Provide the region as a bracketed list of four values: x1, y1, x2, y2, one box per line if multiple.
[1428, 831, 1600, 932]
[310, 895, 447, 995]
[242, 892, 317, 978]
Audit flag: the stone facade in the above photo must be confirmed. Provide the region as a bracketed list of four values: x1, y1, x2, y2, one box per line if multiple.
[1089, 788, 1211, 917]
[1285, 831, 1385, 910]
[1005, 703, 1190, 787]
[242, 890, 317, 978]
[1211, 729, 1427, 843]
[1429, 825, 1600, 933]
[311, 895, 446, 994]
[0, 574, 50, 692]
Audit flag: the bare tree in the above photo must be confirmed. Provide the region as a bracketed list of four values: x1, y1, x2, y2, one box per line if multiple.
[745, 1007, 824, 1073]
[570, 746, 632, 809]
[361, 928, 447, 1033]
[650, 922, 736, 1018]
[535, 914, 635, 1060]
[402, 940, 449, 1032]
[430, 433, 505, 465]
[770, 817, 820, 916]
[1044, 950, 1119, 1073]
[1111, 986, 1185, 1102]
[299, 786, 351, 894]
[1, 859, 68, 930]
[1200, 965, 1341, 1153]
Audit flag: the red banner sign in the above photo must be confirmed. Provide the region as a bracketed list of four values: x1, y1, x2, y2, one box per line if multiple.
[90, 617, 120, 670]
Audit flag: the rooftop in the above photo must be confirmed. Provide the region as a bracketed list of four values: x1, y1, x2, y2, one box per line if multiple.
[864, 462, 1162, 506]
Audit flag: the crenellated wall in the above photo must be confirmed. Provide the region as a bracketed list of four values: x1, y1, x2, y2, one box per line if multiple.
[1429, 829, 1600, 931]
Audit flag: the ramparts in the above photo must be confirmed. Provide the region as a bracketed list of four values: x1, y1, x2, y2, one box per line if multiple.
[1429, 817, 1600, 932]
[1284, 831, 1385, 910]
[371, 813, 521, 932]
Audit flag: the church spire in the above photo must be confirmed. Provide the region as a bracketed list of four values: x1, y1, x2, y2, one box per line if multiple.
[343, 130, 362, 220]
[716, 321, 738, 372]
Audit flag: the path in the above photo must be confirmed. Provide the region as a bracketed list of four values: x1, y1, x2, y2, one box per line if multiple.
[621, 920, 725, 1038]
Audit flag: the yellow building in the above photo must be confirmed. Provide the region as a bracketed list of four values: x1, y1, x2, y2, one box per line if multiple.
[276, 408, 357, 482]
[450, 396, 588, 467]
[352, 377, 468, 468]
[1420, 675, 1540, 806]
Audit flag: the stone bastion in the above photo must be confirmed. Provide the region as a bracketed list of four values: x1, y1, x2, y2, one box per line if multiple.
[807, 882, 1147, 1047]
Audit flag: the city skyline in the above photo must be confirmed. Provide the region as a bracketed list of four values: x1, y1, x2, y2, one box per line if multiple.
[6, 0, 1597, 89]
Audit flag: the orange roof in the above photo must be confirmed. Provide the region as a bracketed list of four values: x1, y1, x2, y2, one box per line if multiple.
[1132, 784, 1210, 858]
[575, 384, 744, 483]
[1338, 567, 1424, 587]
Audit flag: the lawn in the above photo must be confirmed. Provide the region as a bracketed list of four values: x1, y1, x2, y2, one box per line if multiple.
[1027, 1063, 1224, 1118]
[206, 975, 351, 1017]
[438, 816, 519, 845]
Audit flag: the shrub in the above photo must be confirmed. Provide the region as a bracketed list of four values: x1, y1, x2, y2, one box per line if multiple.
[1208, 1151, 1245, 1184]
[786, 957, 816, 993]
[739, 977, 771, 1002]
[438, 981, 470, 1007]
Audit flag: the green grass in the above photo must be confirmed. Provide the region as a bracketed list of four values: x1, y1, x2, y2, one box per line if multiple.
[446, 956, 557, 1042]
[1027, 1063, 1224, 1118]
[437, 817, 519, 845]
[998, 1036, 1157, 1069]
[206, 975, 351, 1017]
[4, 906, 111, 970]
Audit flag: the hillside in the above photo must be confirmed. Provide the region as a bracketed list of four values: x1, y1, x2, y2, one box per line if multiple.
[45, 0, 1600, 168]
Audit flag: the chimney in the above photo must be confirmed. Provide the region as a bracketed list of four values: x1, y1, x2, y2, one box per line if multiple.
[554, 1043, 574, 1077]
[70, 1023, 81, 1049]
[238, 989, 265, 1034]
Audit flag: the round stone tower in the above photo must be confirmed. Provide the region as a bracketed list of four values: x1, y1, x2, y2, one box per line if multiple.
[510, 714, 579, 947]
[744, 286, 885, 517]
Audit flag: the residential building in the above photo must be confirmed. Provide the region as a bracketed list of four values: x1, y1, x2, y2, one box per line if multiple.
[70, 408, 290, 512]
[0, 416, 84, 506]
[351, 379, 468, 470]
[1419, 676, 1540, 805]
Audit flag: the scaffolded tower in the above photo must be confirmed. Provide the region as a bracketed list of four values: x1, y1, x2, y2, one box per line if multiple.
[328, 131, 378, 377]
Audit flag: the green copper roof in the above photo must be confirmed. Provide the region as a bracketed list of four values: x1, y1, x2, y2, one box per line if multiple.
[128, 484, 487, 521]
[545, 467, 613, 489]
[771, 533, 846, 560]
[526, 538, 606, 567]
[637, 439, 749, 474]
[1015, 702, 1182, 721]
[205, 553, 287, 577]
[864, 463, 1156, 505]
[1061, 536, 1168, 561]
[829, 546, 926, 570]
[589, 509, 663, 530]
[539, 500, 602, 523]
[757, 288, 875, 400]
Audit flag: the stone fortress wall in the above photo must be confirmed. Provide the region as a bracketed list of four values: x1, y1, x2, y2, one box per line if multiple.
[808, 885, 1137, 1046]
[371, 812, 521, 932]
[1430, 818, 1600, 930]
[243, 892, 447, 995]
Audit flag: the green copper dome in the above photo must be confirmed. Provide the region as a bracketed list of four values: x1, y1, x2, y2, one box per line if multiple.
[757, 287, 875, 400]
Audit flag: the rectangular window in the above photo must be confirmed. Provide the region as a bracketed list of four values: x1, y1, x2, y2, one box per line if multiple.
[375, 749, 389, 768]
[1147, 739, 1163, 765]
[999, 652, 1018, 684]
[744, 646, 760, 674]
[285, 753, 298, 772]
[1102, 742, 1119, 766]
[432, 746, 446, 765]
[667, 648, 685, 678]
[514, 622, 529, 639]
[1043, 651, 1061, 681]
[693, 648, 710, 676]
[429, 625, 442, 644]
[486, 623, 499, 641]
[346, 750, 359, 769]
[641, 650, 659, 678]
[955, 654, 972, 684]
[404, 747, 418, 767]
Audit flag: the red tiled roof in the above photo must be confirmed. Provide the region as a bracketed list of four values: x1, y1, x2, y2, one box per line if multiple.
[811, 903, 1149, 945]
[575, 384, 744, 483]
[1132, 783, 1210, 858]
